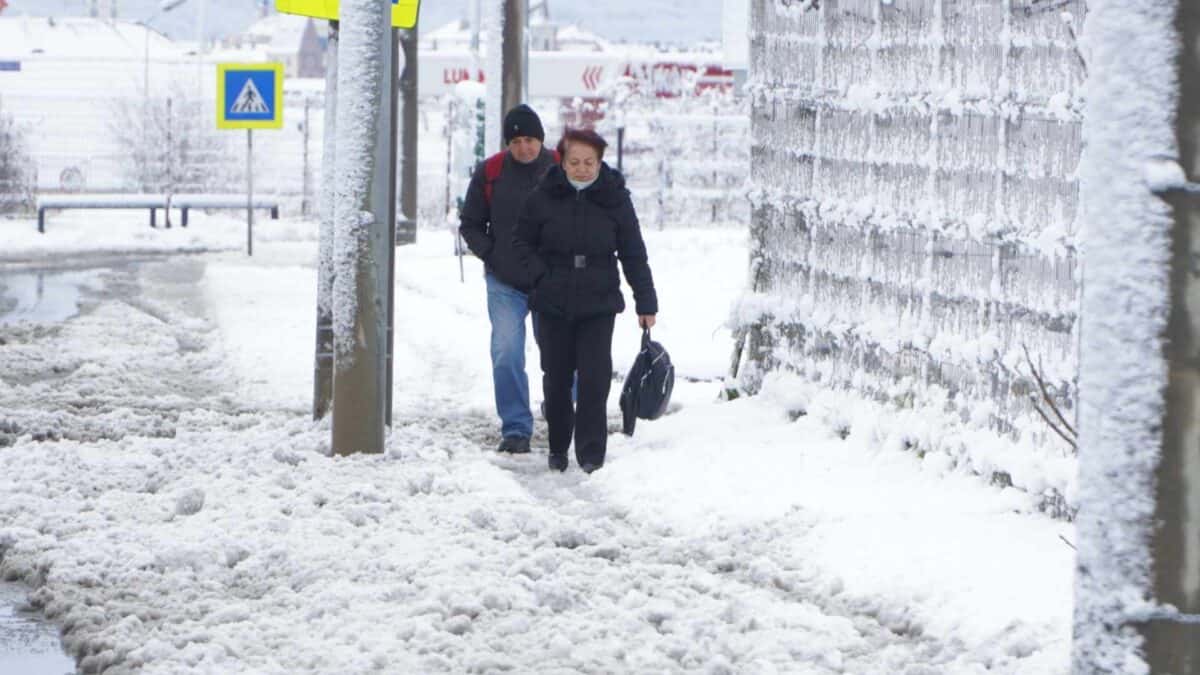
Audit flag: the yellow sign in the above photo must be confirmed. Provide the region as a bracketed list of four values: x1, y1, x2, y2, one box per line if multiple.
[216, 63, 285, 130]
[276, 0, 420, 29]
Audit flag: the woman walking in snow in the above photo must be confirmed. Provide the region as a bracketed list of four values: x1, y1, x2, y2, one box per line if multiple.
[513, 128, 659, 474]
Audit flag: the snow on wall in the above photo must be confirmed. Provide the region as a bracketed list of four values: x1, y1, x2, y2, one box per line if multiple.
[743, 0, 1085, 512]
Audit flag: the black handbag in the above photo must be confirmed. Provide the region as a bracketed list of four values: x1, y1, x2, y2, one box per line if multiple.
[619, 328, 675, 436]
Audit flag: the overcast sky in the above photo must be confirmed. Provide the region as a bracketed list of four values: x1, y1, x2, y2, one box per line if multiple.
[7, 1, 723, 47]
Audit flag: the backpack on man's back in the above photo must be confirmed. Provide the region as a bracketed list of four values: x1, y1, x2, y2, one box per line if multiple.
[481, 150, 560, 208]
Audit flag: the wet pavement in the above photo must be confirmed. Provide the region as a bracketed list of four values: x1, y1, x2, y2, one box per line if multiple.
[0, 268, 103, 326]
[0, 257, 191, 674]
[0, 581, 74, 674]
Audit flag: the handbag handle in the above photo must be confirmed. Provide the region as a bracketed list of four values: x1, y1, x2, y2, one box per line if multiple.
[641, 327, 651, 348]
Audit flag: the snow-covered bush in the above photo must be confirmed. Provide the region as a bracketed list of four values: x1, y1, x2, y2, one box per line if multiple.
[0, 97, 33, 214]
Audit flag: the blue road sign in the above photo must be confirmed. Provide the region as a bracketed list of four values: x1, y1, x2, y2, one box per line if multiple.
[0, 61, 21, 72]
[216, 63, 284, 130]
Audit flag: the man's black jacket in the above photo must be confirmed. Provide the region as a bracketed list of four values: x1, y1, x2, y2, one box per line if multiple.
[458, 148, 558, 291]
[513, 163, 658, 320]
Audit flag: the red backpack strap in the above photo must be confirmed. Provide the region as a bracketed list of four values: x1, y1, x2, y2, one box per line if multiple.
[552, 150, 561, 163]
[482, 152, 506, 207]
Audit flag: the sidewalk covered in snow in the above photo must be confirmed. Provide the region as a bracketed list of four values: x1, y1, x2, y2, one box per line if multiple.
[0, 213, 1073, 673]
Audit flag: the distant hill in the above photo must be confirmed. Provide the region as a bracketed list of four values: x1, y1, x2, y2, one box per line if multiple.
[3, 0, 722, 47]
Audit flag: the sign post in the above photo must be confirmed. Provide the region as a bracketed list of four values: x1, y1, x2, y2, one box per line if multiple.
[276, 0, 420, 28]
[216, 62, 284, 256]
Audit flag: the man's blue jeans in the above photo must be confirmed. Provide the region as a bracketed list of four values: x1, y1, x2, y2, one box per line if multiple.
[486, 273, 534, 439]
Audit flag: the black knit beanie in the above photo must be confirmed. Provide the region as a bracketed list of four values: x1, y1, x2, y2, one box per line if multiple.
[503, 104, 545, 144]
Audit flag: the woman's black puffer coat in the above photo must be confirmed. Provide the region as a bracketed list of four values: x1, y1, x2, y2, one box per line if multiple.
[513, 163, 658, 320]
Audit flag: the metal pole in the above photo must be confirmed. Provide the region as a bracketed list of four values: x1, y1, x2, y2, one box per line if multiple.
[246, 128, 254, 256]
[143, 25, 149, 101]
[616, 126, 625, 173]
[1144, 0, 1200, 669]
[445, 98, 465, 283]
[301, 97, 311, 217]
[470, 0, 481, 53]
[165, 96, 173, 227]
[385, 28, 400, 427]
[331, 0, 392, 455]
[501, 0, 528, 142]
[398, 24, 419, 245]
[313, 20, 338, 421]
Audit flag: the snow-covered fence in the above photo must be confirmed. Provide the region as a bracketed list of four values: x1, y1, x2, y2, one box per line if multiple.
[595, 92, 751, 230]
[8, 58, 747, 230]
[421, 89, 752, 238]
[8, 82, 323, 217]
[739, 0, 1085, 514]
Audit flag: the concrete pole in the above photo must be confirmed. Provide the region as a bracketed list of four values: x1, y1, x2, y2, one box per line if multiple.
[1145, 0, 1200, 669]
[313, 21, 337, 421]
[1074, 0, 1200, 671]
[331, 0, 392, 455]
[398, 25, 419, 245]
[501, 0, 527, 147]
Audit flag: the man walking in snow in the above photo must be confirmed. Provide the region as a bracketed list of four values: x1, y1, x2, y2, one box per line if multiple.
[459, 104, 558, 454]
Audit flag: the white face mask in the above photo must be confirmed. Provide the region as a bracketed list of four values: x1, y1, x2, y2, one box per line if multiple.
[568, 177, 597, 192]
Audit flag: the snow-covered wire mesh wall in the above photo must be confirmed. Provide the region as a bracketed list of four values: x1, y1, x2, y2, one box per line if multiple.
[595, 91, 751, 230]
[739, 0, 1085, 515]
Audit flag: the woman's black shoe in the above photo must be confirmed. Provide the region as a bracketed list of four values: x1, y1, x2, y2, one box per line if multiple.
[548, 453, 568, 472]
[580, 462, 602, 474]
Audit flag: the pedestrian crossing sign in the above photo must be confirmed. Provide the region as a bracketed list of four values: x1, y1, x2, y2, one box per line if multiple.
[276, 0, 420, 29]
[216, 63, 285, 130]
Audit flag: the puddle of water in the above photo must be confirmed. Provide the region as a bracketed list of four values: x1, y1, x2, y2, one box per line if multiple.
[0, 269, 103, 326]
[0, 582, 74, 674]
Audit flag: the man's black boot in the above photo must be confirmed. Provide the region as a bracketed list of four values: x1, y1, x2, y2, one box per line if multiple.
[497, 436, 531, 454]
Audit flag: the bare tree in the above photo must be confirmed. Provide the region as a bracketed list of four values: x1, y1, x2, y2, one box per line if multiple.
[108, 87, 230, 194]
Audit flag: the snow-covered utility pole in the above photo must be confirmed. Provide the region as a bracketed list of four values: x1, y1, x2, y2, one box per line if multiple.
[313, 20, 338, 421]
[1073, 0, 1200, 671]
[1146, 0, 1200, 669]
[330, 0, 395, 455]
[501, 0, 527, 133]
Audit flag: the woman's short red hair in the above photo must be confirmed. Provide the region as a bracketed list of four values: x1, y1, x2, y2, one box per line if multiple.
[556, 127, 608, 160]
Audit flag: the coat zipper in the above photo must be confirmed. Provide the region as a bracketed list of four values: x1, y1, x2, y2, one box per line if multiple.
[567, 189, 582, 320]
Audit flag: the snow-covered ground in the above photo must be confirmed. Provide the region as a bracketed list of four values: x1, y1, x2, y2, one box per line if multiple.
[0, 210, 1074, 673]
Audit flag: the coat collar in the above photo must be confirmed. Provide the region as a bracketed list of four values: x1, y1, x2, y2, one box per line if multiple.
[541, 163, 627, 207]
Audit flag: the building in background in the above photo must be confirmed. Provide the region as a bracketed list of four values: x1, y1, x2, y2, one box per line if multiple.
[221, 12, 324, 79]
[0, 15, 200, 193]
